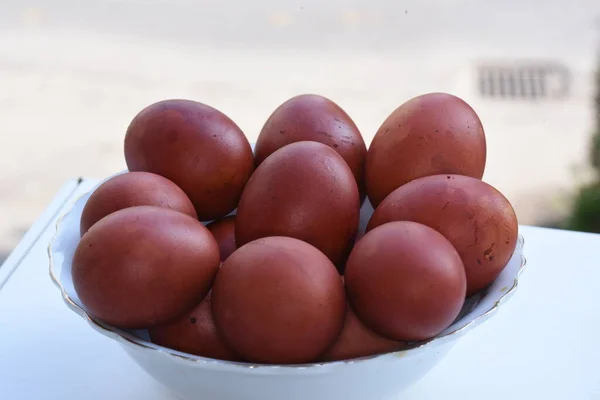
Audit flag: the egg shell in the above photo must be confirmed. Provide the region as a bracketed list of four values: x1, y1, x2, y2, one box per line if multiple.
[124, 99, 255, 221]
[254, 94, 367, 199]
[149, 292, 239, 362]
[345, 221, 467, 342]
[79, 171, 196, 236]
[367, 174, 518, 295]
[72, 206, 221, 329]
[365, 92, 487, 207]
[235, 141, 360, 269]
[211, 236, 347, 365]
[206, 215, 237, 262]
[320, 304, 407, 362]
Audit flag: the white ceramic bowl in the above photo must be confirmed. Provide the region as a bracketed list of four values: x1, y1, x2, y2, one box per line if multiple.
[49, 174, 526, 400]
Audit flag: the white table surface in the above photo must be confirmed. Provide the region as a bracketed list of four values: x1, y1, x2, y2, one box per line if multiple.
[1, 179, 600, 400]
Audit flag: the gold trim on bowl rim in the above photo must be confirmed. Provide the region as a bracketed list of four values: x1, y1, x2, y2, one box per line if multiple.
[48, 188, 527, 369]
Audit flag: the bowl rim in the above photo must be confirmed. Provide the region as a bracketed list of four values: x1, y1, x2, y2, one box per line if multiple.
[48, 183, 527, 370]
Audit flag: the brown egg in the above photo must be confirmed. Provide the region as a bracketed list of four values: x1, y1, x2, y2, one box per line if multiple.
[367, 174, 518, 295]
[345, 221, 466, 342]
[149, 292, 239, 361]
[72, 206, 221, 329]
[124, 99, 255, 221]
[254, 94, 367, 199]
[211, 236, 346, 364]
[206, 216, 237, 262]
[235, 141, 360, 269]
[365, 92, 487, 207]
[320, 304, 407, 362]
[80, 171, 196, 236]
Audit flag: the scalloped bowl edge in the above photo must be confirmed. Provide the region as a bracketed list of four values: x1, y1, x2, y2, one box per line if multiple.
[48, 182, 527, 373]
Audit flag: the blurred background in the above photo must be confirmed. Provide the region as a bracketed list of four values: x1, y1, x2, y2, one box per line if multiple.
[1, 0, 600, 263]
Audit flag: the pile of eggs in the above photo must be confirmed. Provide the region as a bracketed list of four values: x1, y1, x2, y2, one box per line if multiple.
[72, 93, 518, 365]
